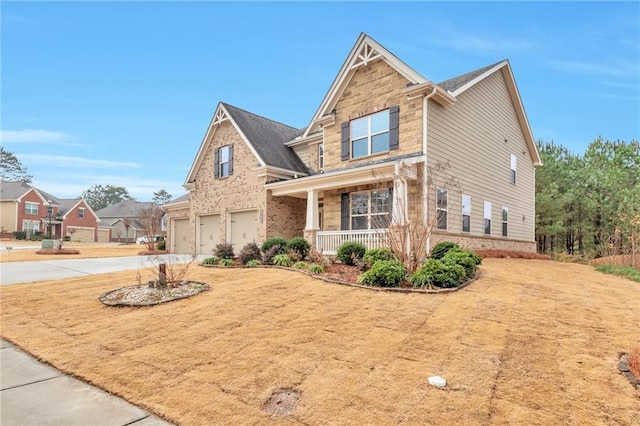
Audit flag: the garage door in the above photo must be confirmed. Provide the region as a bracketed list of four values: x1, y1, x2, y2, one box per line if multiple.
[199, 214, 220, 255]
[67, 227, 94, 243]
[172, 218, 191, 254]
[97, 229, 110, 243]
[230, 210, 257, 250]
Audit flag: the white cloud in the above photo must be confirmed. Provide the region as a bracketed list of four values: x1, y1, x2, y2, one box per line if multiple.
[0, 129, 86, 147]
[19, 154, 141, 169]
[420, 21, 534, 54]
[549, 59, 639, 77]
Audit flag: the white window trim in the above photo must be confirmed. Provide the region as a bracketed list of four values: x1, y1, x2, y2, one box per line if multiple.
[318, 143, 324, 170]
[25, 202, 39, 215]
[436, 188, 448, 231]
[219, 145, 231, 178]
[502, 206, 509, 237]
[350, 190, 391, 230]
[78, 208, 85, 219]
[484, 201, 492, 235]
[350, 110, 389, 159]
[462, 194, 471, 233]
[510, 154, 517, 185]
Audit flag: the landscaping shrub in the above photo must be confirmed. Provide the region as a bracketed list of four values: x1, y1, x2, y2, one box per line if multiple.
[442, 249, 481, 279]
[261, 237, 288, 254]
[214, 243, 235, 259]
[262, 244, 283, 265]
[238, 242, 261, 265]
[13, 231, 27, 240]
[412, 258, 466, 289]
[287, 237, 310, 260]
[337, 241, 366, 266]
[309, 263, 325, 274]
[202, 257, 218, 265]
[357, 259, 406, 287]
[362, 248, 395, 268]
[245, 259, 261, 267]
[219, 258, 234, 267]
[595, 264, 640, 283]
[272, 253, 292, 267]
[430, 241, 460, 260]
[156, 240, 166, 250]
[293, 261, 307, 270]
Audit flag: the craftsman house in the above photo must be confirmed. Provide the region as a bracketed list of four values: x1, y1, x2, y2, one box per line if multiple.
[163, 33, 541, 255]
[0, 181, 104, 242]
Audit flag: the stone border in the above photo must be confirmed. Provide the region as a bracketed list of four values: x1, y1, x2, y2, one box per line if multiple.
[618, 353, 640, 390]
[99, 281, 210, 307]
[199, 263, 478, 294]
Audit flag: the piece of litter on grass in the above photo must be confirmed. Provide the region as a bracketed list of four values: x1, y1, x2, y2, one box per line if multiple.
[428, 376, 447, 388]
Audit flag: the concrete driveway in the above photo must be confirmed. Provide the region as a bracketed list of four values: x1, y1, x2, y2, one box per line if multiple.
[1, 254, 206, 286]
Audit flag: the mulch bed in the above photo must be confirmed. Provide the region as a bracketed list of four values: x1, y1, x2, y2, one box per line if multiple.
[36, 249, 81, 255]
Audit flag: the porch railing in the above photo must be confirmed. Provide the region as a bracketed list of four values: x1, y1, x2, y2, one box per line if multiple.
[316, 229, 389, 255]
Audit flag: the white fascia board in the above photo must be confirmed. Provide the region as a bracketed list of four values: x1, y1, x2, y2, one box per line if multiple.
[450, 60, 508, 97]
[185, 102, 223, 185]
[403, 82, 456, 105]
[254, 165, 309, 180]
[285, 132, 323, 148]
[161, 201, 190, 212]
[222, 105, 267, 168]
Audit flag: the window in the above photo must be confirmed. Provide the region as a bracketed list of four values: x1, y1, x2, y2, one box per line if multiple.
[22, 220, 39, 233]
[350, 190, 391, 230]
[462, 194, 471, 233]
[318, 143, 324, 170]
[350, 110, 390, 158]
[484, 201, 492, 235]
[502, 206, 508, 237]
[78, 208, 85, 219]
[24, 202, 38, 215]
[436, 188, 448, 230]
[214, 144, 233, 179]
[510, 154, 517, 185]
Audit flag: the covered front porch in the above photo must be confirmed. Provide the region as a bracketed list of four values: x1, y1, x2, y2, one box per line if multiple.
[266, 155, 425, 255]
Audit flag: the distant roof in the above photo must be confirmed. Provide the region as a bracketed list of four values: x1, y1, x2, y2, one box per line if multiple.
[0, 181, 34, 201]
[56, 199, 80, 215]
[222, 103, 308, 174]
[94, 200, 159, 217]
[437, 60, 504, 93]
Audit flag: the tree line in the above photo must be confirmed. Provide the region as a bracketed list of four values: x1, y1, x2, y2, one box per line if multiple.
[536, 137, 639, 259]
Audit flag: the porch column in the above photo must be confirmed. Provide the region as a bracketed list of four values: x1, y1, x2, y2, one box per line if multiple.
[304, 189, 319, 250]
[392, 165, 408, 226]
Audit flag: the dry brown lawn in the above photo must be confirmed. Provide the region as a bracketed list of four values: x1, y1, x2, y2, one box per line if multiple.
[0, 242, 143, 262]
[1, 259, 639, 425]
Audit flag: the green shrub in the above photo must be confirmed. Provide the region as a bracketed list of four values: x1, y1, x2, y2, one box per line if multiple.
[272, 253, 292, 267]
[245, 259, 261, 267]
[412, 258, 466, 288]
[238, 242, 261, 265]
[13, 231, 27, 240]
[430, 241, 460, 260]
[357, 259, 406, 287]
[219, 258, 234, 267]
[262, 244, 283, 265]
[337, 241, 367, 266]
[156, 240, 166, 250]
[293, 261, 307, 270]
[63, 236, 71, 242]
[287, 237, 310, 259]
[214, 243, 235, 259]
[261, 237, 288, 254]
[309, 263, 325, 274]
[362, 248, 395, 268]
[202, 257, 218, 265]
[442, 249, 479, 279]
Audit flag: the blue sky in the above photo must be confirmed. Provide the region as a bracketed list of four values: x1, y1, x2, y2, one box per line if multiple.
[2, 1, 638, 201]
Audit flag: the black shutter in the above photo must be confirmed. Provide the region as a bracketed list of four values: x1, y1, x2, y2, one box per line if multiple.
[341, 122, 350, 161]
[340, 193, 349, 230]
[214, 147, 220, 179]
[389, 105, 399, 150]
[228, 144, 234, 175]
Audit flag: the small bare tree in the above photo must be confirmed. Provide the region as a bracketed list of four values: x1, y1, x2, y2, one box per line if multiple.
[143, 254, 197, 288]
[138, 205, 163, 251]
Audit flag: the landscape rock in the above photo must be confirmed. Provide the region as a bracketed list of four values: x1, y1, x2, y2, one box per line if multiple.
[617, 354, 630, 372]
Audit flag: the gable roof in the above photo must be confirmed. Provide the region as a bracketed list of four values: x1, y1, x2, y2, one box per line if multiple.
[56, 199, 100, 220]
[185, 102, 308, 185]
[437, 60, 505, 93]
[0, 181, 35, 201]
[94, 200, 159, 218]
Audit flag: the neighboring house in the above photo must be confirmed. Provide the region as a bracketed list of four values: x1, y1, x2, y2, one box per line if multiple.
[164, 33, 541, 255]
[0, 181, 103, 242]
[95, 200, 161, 243]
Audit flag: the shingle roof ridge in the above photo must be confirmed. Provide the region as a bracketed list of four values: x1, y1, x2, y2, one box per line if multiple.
[221, 102, 301, 134]
[437, 59, 506, 93]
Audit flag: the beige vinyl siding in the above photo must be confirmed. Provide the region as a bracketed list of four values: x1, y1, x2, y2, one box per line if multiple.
[0, 202, 17, 232]
[292, 144, 310, 167]
[427, 69, 535, 242]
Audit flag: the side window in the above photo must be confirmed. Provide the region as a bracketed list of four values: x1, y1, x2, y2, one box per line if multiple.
[510, 154, 517, 185]
[436, 188, 448, 230]
[462, 194, 471, 233]
[214, 144, 234, 179]
[78, 208, 85, 219]
[341, 106, 398, 160]
[318, 143, 324, 170]
[502, 206, 508, 237]
[484, 201, 492, 235]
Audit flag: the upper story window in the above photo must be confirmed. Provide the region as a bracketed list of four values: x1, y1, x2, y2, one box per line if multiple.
[78, 208, 85, 219]
[343, 189, 391, 230]
[510, 154, 517, 185]
[341, 106, 399, 161]
[484, 201, 492, 235]
[318, 143, 324, 170]
[214, 144, 234, 179]
[462, 194, 471, 233]
[24, 202, 38, 215]
[436, 188, 448, 230]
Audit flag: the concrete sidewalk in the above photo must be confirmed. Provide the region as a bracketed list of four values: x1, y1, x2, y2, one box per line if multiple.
[1, 339, 172, 425]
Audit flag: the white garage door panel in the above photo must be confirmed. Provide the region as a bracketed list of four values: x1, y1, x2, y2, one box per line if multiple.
[230, 211, 257, 250]
[199, 214, 220, 255]
[173, 218, 190, 254]
[67, 227, 94, 243]
[97, 229, 110, 243]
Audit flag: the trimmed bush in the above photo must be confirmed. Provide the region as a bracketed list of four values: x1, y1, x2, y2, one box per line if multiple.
[309, 263, 325, 274]
[238, 242, 261, 265]
[219, 258, 234, 267]
[13, 231, 27, 240]
[442, 249, 480, 279]
[261, 237, 288, 254]
[287, 237, 310, 260]
[337, 241, 366, 266]
[412, 258, 465, 288]
[202, 257, 218, 265]
[357, 259, 407, 287]
[262, 244, 283, 265]
[272, 253, 292, 267]
[156, 240, 166, 250]
[214, 243, 235, 259]
[430, 241, 460, 260]
[362, 248, 395, 268]
[293, 261, 307, 270]
[245, 259, 261, 267]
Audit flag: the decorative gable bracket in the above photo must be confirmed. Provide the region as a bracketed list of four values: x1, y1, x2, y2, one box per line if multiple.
[350, 42, 381, 70]
[213, 108, 228, 126]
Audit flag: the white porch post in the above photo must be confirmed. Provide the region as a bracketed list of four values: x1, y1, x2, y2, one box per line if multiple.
[392, 164, 408, 226]
[305, 189, 319, 231]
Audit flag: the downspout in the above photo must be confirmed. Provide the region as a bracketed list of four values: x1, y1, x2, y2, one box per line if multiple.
[422, 87, 437, 254]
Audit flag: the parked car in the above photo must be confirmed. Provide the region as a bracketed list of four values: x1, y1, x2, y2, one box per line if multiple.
[136, 235, 163, 244]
